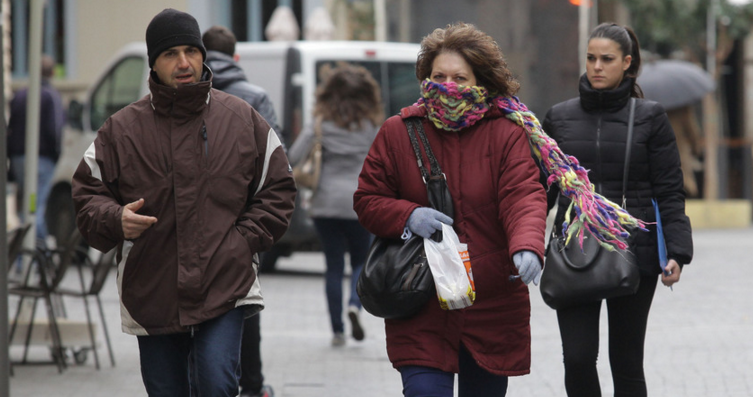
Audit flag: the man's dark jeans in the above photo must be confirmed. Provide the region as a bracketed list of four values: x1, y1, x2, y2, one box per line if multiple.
[137, 306, 245, 396]
[239, 313, 263, 394]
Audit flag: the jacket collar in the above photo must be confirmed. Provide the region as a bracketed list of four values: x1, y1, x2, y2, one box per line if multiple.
[205, 51, 247, 91]
[149, 65, 213, 119]
[578, 73, 632, 113]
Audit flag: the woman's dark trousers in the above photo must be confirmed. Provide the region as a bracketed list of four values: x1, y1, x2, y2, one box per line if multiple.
[312, 217, 372, 334]
[556, 275, 658, 397]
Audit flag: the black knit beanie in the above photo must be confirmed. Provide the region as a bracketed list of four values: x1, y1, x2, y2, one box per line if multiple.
[146, 8, 206, 68]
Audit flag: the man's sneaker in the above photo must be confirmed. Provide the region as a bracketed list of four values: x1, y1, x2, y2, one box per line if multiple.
[331, 332, 346, 347]
[348, 306, 365, 341]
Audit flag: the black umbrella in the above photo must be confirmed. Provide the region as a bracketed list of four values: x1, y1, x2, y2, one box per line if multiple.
[637, 59, 716, 110]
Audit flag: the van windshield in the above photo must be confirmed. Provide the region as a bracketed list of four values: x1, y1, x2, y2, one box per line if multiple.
[315, 60, 420, 119]
[89, 56, 146, 131]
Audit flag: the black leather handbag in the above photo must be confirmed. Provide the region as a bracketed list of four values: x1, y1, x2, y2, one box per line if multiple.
[540, 98, 640, 310]
[357, 117, 453, 319]
[540, 231, 639, 310]
[358, 234, 432, 319]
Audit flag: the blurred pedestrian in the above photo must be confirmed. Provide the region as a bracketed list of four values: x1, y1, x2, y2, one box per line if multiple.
[667, 105, 703, 198]
[203, 25, 278, 397]
[353, 23, 548, 396]
[7, 54, 65, 245]
[288, 63, 381, 347]
[71, 9, 295, 396]
[542, 22, 694, 396]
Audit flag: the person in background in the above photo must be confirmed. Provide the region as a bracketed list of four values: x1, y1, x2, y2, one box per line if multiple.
[7, 54, 66, 245]
[71, 9, 295, 396]
[353, 23, 547, 396]
[203, 25, 278, 397]
[203, 25, 280, 135]
[666, 105, 703, 198]
[542, 22, 693, 396]
[288, 63, 381, 347]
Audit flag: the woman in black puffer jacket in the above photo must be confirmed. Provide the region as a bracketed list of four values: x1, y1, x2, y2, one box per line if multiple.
[542, 23, 693, 397]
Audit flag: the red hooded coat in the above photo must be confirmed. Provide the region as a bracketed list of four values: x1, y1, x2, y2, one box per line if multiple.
[354, 105, 547, 376]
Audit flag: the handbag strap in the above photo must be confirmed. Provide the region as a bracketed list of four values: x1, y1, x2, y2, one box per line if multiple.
[621, 98, 636, 209]
[405, 117, 443, 183]
[414, 121, 443, 179]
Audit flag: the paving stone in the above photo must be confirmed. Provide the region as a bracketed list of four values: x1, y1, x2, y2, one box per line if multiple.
[9, 227, 753, 396]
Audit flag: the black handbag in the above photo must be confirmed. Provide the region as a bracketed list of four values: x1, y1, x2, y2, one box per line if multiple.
[540, 98, 640, 310]
[357, 117, 453, 319]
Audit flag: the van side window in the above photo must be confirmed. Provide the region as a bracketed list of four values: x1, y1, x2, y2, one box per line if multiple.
[315, 60, 419, 121]
[89, 56, 146, 130]
[386, 63, 420, 117]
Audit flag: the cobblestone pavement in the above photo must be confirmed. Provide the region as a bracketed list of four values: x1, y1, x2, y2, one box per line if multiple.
[8, 227, 753, 396]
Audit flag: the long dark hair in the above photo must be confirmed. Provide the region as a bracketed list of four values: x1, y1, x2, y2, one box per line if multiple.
[589, 22, 644, 98]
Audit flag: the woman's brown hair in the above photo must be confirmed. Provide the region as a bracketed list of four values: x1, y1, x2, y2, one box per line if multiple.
[313, 62, 384, 130]
[416, 22, 519, 97]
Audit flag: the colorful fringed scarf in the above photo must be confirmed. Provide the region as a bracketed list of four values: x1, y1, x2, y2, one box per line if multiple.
[418, 79, 490, 131]
[417, 79, 646, 251]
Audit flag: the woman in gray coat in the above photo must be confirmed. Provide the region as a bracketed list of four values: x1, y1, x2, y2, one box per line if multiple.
[288, 63, 383, 346]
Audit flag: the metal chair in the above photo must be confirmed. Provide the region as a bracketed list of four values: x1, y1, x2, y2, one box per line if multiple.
[6, 224, 32, 283]
[8, 229, 84, 372]
[6, 223, 32, 375]
[55, 248, 117, 369]
[6, 224, 31, 260]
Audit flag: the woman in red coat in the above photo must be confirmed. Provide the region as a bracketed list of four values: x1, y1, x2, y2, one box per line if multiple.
[354, 23, 547, 396]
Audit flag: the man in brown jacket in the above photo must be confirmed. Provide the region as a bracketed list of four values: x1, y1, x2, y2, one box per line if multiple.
[71, 9, 295, 396]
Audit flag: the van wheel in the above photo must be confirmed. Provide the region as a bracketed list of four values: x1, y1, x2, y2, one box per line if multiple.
[46, 184, 76, 247]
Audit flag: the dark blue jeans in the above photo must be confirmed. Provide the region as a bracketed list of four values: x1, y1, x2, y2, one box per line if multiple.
[399, 344, 509, 397]
[137, 307, 246, 397]
[313, 218, 372, 334]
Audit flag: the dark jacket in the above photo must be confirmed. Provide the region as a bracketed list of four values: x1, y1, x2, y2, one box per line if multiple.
[542, 75, 693, 274]
[72, 68, 296, 335]
[354, 105, 547, 376]
[205, 50, 280, 135]
[7, 80, 65, 162]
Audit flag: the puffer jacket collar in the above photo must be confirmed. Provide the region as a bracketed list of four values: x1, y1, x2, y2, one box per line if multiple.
[149, 66, 213, 119]
[578, 73, 632, 113]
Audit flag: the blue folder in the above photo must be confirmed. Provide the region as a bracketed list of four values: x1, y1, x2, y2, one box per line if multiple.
[652, 199, 672, 290]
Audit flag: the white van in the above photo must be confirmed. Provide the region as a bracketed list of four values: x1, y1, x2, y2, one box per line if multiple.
[48, 40, 421, 269]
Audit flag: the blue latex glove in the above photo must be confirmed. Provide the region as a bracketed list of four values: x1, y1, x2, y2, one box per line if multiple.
[406, 207, 453, 239]
[513, 250, 542, 285]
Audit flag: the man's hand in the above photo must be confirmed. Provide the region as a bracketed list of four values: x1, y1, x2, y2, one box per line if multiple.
[122, 198, 158, 239]
[661, 259, 682, 287]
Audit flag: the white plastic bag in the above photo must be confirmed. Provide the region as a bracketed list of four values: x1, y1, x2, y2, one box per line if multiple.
[424, 223, 476, 310]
